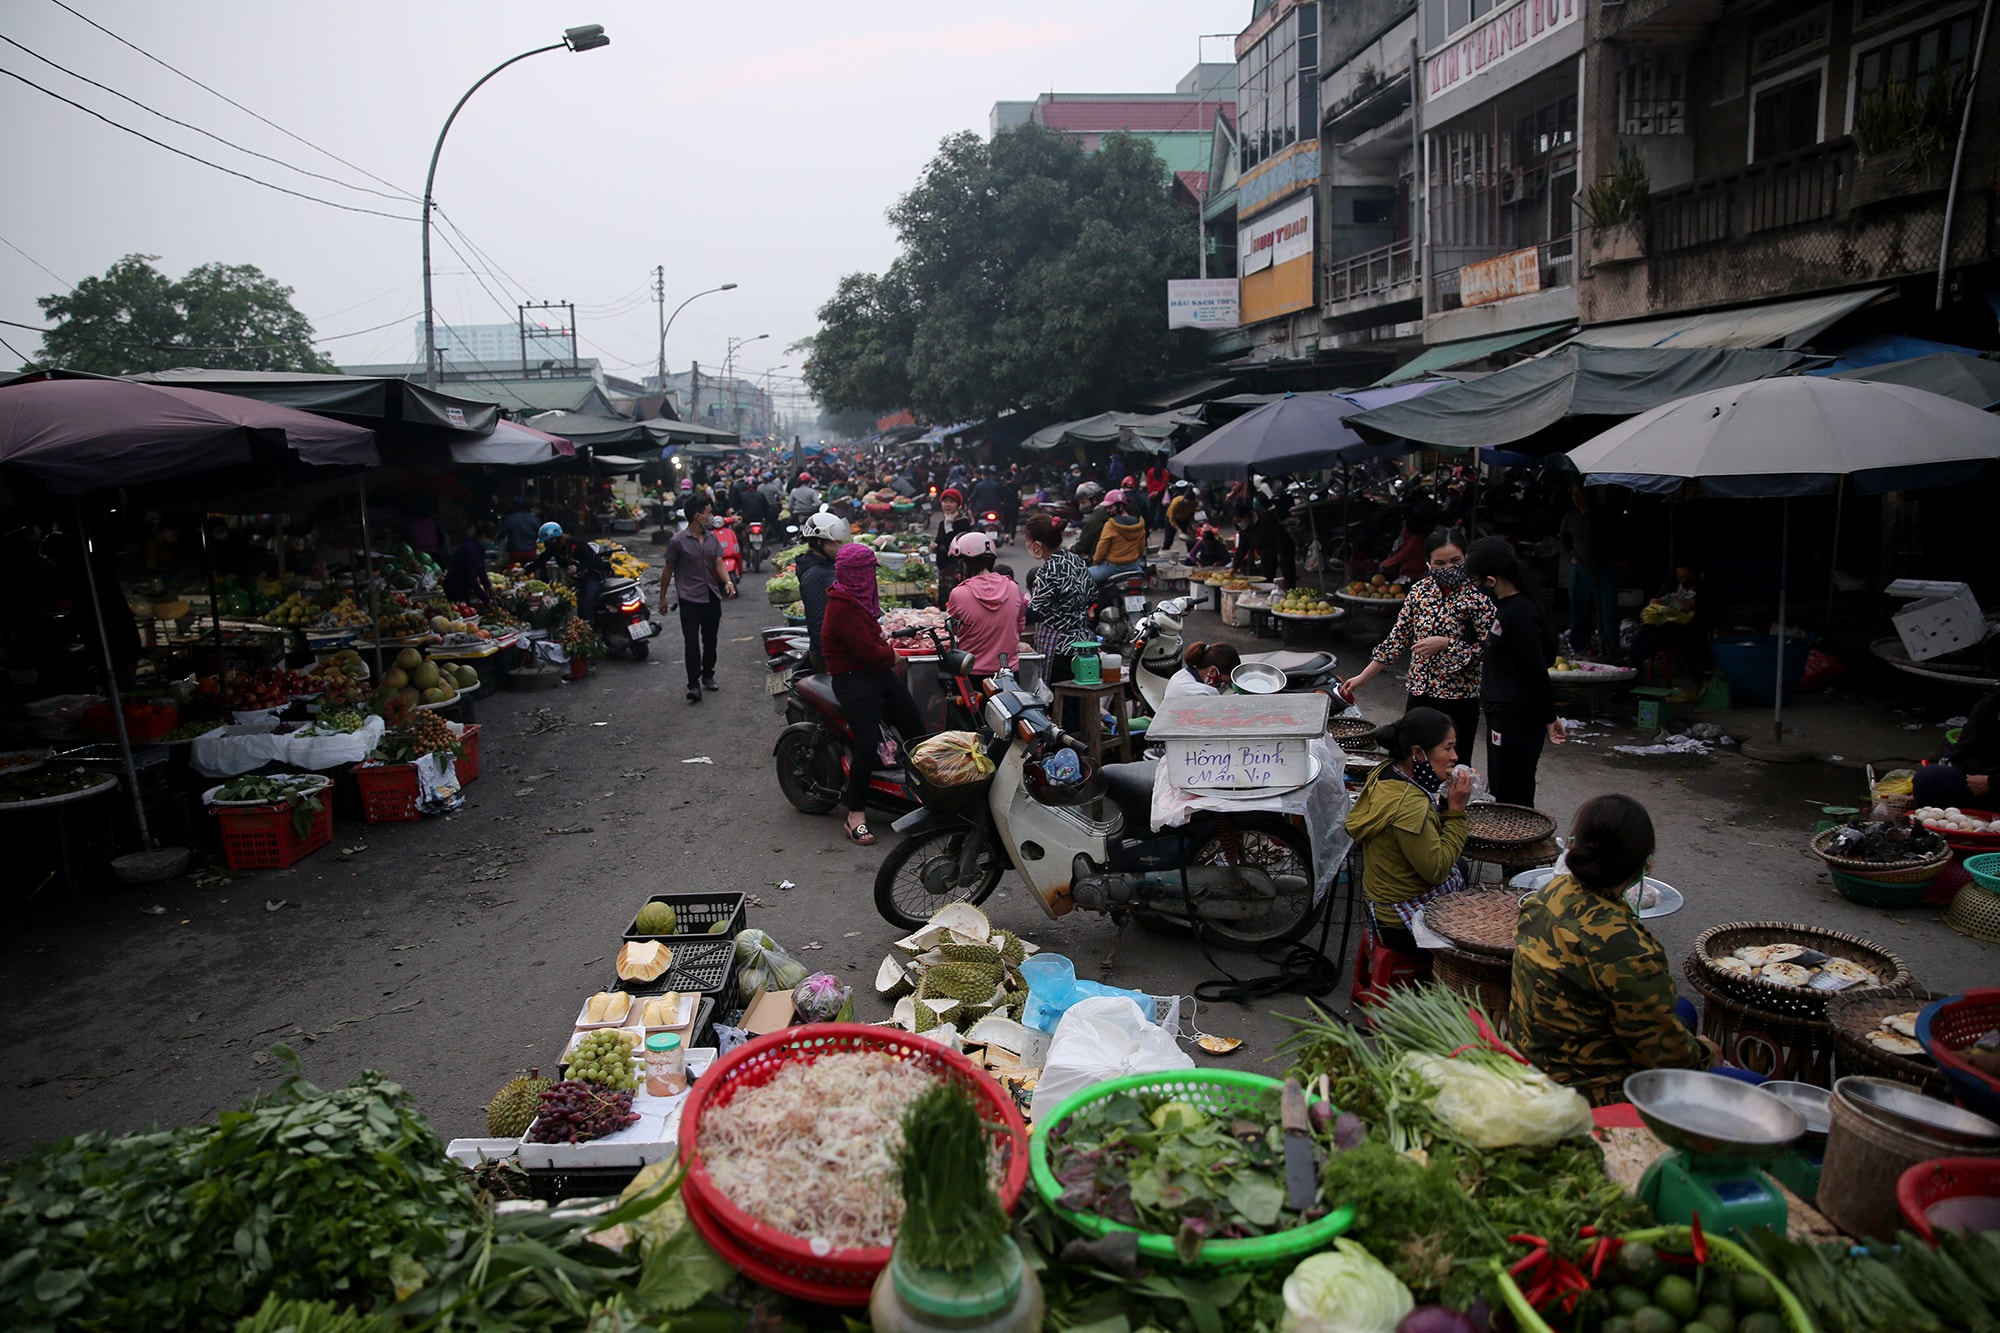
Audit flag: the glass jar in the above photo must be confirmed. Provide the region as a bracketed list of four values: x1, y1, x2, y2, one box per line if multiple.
[643, 1031, 685, 1096]
[869, 1237, 1043, 1333]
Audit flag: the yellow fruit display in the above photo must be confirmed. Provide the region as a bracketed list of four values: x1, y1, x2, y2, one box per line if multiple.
[616, 940, 672, 982]
[262, 592, 321, 626]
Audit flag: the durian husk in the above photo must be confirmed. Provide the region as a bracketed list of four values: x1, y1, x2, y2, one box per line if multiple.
[616, 939, 672, 982]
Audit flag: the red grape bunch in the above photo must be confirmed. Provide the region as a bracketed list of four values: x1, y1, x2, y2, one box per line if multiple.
[525, 1079, 639, 1144]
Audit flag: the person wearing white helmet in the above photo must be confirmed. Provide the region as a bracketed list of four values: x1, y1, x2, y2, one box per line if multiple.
[795, 511, 851, 670]
[944, 531, 1027, 674]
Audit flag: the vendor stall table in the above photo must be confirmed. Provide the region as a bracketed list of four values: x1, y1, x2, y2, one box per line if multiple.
[1049, 680, 1139, 767]
[1549, 663, 1639, 723]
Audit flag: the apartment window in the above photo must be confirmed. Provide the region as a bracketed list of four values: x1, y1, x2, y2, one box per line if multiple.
[1752, 70, 1823, 160]
[1856, 10, 1977, 99]
[1429, 91, 1576, 254]
[1238, 3, 1319, 171]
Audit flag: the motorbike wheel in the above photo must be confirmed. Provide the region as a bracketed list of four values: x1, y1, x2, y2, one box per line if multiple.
[774, 730, 844, 815]
[627, 640, 650, 661]
[1146, 814, 1318, 950]
[873, 825, 1006, 930]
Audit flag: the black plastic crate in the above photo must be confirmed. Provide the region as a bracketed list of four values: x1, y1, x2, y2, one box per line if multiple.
[622, 891, 747, 943]
[612, 938, 738, 998]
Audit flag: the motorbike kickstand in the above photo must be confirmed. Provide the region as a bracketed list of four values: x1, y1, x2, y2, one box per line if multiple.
[1099, 908, 1131, 975]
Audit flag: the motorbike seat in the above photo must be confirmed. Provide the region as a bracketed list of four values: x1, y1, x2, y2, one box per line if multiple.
[599, 576, 639, 596]
[794, 673, 839, 715]
[1100, 759, 1158, 813]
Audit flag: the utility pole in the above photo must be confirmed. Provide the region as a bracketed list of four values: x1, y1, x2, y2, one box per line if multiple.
[689, 361, 702, 422]
[652, 265, 666, 390]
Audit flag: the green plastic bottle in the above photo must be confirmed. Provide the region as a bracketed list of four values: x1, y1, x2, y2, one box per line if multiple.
[868, 1236, 1043, 1333]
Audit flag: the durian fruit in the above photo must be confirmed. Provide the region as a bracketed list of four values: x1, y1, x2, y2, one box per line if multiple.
[616, 940, 672, 982]
[641, 994, 682, 1027]
[585, 991, 631, 1024]
[920, 961, 1004, 1004]
[990, 929, 1028, 966]
[938, 942, 1002, 966]
[919, 996, 964, 1028]
[487, 1068, 550, 1137]
[912, 997, 939, 1033]
[876, 956, 916, 1001]
[633, 901, 678, 935]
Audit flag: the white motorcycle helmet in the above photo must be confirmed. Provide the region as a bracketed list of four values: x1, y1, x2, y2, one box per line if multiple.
[800, 511, 851, 544]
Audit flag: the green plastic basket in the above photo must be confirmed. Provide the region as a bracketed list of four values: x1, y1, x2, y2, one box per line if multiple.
[1027, 1069, 1354, 1270]
[1964, 852, 2000, 893]
[1830, 870, 1932, 908]
[1492, 1226, 1812, 1333]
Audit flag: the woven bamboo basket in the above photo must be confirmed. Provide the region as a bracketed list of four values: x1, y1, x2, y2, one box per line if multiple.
[1825, 986, 1950, 1098]
[1810, 825, 1949, 876]
[1433, 945, 1513, 1032]
[1943, 881, 2000, 943]
[1685, 964, 1836, 1086]
[1690, 921, 1911, 1018]
[1423, 888, 1522, 958]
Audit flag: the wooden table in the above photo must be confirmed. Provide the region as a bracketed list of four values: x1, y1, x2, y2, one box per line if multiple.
[1048, 679, 1139, 767]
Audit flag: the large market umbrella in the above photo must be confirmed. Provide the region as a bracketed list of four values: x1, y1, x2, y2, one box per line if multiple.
[1569, 375, 2000, 744]
[1167, 383, 1449, 481]
[449, 418, 576, 466]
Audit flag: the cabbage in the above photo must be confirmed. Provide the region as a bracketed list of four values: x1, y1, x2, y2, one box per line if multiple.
[1282, 1240, 1414, 1333]
[1402, 1052, 1591, 1149]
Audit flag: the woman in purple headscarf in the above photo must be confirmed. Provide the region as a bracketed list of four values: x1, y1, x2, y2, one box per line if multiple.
[819, 543, 927, 844]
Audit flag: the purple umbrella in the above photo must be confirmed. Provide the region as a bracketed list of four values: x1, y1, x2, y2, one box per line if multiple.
[0, 375, 378, 493]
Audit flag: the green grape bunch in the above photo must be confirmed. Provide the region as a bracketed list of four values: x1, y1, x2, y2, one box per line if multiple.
[566, 1029, 639, 1091]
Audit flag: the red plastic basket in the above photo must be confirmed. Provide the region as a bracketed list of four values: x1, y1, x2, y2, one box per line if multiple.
[565, 655, 588, 682]
[353, 761, 421, 823]
[1918, 989, 2000, 1121]
[82, 700, 178, 741]
[1897, 1157, 2000, 1243]
[212, 795, 332, 870]
[457, 724, 480, 784]
[677, 1023, 1030, 1308]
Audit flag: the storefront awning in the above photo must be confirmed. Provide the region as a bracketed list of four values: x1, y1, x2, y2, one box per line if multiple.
[1565, 287, 1891, 351]
[1132, 376, 1241, 411]
[1373, 322, 1574, 386]
[1023, 410, 1181, 453]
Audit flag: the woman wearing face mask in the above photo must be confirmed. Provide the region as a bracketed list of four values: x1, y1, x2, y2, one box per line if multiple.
[1336, 530, 1493, 746]
[1165, 640, 1242, 698]
[1464, 535, 1564, 807]
[1343, 708, 1475, 952]
[1511, 794, 1714, 1106]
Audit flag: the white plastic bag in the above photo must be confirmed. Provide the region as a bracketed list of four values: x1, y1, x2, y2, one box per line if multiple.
[1030, 996, 1194, 1115]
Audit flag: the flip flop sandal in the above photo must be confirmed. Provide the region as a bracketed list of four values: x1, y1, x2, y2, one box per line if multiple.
[845, 822, 876, 845]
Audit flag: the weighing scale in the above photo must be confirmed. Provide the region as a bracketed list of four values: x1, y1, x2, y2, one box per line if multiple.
[1762, 1081, 1832, 1204]
[1626, 1069, 1807, 1241]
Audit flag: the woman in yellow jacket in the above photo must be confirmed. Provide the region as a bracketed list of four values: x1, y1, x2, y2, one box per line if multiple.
[1088, 489, 1148, 581]
[1343, 707, 1473, 951]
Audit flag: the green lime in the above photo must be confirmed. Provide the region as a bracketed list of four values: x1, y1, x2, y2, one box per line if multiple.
[1737, 1313, 1784, 1333]
[1619, 1240, 1664, 1287]
[1699, 1303, 1737, 1332]
[1732, 1273, 1777, 1311]
[1603, 1319, 1633, 1333]
[1683, 1324, 1720, 1333]
[1629, 1307, 1676, 1333]
[1610, 1286, 1651, 1316]
[1654, 1274, 1700, 1320]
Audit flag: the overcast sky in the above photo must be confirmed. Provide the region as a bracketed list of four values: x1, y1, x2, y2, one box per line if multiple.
[0, 0, 1245, 412]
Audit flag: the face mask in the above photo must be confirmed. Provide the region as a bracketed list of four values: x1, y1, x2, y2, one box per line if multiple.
[1408, 755, 1444, 795]
[1431, 565, 1467, 589]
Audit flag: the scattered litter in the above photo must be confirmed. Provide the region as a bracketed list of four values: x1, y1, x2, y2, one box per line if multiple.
[541, 824, 595, 836]
[1613, 734, 1713, 757]
[800, 940, 824, 950]
[592, 721, 608, 727]
[843, 931, 861, 937]
[1903, 723, 1924, 731]
[681, 756, 714, 764]
[1828, 755, 1845, 763]
[775, 879, 795, 892]
[141, 905, 166, 915]
[264, 900, 286, 912]
[1947, 715, 1969, 726]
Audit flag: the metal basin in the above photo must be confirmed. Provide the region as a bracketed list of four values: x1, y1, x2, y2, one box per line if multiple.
[1625, 1068, 1806, 1161]
[1230, 661, 1286, 694]
[1762, 1080, 1833, 1137]
[1837, 1076, 2000, 1147]
[1510, 866, 1684, 919]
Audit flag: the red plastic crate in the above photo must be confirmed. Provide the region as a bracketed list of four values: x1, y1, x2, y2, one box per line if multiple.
[353, 761, 422, 822]
[212, 796, 332, 870]
[81, 700, 178, 740]
[565, 655, 588, 682]
[457, 724, 480, 784]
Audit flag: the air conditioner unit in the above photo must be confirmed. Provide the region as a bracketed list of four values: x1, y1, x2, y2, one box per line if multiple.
[1499, 171, 1526, 204]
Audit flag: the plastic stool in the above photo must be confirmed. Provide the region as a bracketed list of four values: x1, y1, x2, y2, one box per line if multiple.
[1350, 921, 1433, 1009]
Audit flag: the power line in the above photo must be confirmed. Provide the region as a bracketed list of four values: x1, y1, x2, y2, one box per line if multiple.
[1, 310, 423, 352]
[0, 65, 417, 221]
[0, 231, 72, 290]
[0, 32, 409, 202]
[427, 315, 544, 412]
[0, 332, 30, 364]
[430, 227, 524, 328]
[46, 0, 418, 202]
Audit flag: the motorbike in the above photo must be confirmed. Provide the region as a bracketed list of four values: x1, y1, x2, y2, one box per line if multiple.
[713, 518, 744, 582]
[1088, 567, 1151, 655]
[874, 664, 1320, 948]
[770, 627, 988, 817]
[593, 575, 658, 661]
[1128, 596, 1343, 711]
[743, 519, 768, 573]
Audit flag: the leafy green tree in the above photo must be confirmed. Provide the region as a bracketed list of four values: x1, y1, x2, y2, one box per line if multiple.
[36, 253, 338, 374]
[806, 127, 1202, 422]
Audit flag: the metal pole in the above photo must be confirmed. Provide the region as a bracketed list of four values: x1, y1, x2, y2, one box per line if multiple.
[1773, 498, 1789, 745]
[358, 477, 385, 679]
[1937, 0, 1995, 311]
[198, 508, 225, 668]
[423, 41, 567, 390]
[653, 265, 666, 387]
[74, 502, 151, 848]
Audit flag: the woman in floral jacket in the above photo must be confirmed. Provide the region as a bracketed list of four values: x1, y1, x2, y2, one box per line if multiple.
[1337, 530, 1494, 748]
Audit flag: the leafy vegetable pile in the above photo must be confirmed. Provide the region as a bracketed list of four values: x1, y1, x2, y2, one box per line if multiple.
[0, 770, 110, 803]
[1750, 1227, 2000, 1333]
[213, 774, 325, 837]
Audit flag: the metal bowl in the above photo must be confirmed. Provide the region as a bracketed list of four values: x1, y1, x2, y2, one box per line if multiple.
[1230, 661, 1287, 694]
[1624, 1068, 1806, 1160]
[1509, 867, 1684, 919]
[1836, 1075, 2000, 1147]
[1762, 1080, 1833, 1137]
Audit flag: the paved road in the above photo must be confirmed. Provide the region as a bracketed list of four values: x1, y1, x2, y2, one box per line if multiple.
[2, 562, 1988, 1161]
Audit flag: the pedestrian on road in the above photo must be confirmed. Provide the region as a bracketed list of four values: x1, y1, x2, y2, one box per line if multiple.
[498, 496, 541, 566]
[1337, 531, 1494, 751]
[788, 473, 821, 517]
[1465, 535, 1563, 806]
[661, 495, 736, 704]
[1559, 486, 1620, 655]
[944, 531, 1027, 674]
[1165, 482, 1196, 554]
[822, 543, 926, 845]
[1024, 514, 1092, 683]
[931, 487, 975, 604]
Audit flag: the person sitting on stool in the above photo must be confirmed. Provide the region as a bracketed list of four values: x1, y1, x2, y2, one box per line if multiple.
[1343, 708, 1472, 952]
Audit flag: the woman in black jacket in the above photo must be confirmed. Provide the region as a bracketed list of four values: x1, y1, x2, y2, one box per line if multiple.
[1465, 536, 1564, 806]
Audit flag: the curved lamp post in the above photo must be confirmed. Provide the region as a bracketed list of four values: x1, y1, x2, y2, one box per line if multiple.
[658, 282, 737, 388]
[421, 25, 610, 388]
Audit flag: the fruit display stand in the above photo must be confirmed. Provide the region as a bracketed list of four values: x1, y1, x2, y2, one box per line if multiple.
[0, 772, 122, 890]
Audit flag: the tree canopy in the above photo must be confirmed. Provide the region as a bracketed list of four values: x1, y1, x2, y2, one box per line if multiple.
[804, 127, 1202, 424]
[35, 254, 338, 375]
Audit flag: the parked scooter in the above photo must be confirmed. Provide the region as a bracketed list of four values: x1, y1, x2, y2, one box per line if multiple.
[1128, 596, 1343, 711]
[1089, 568, 1150, 655]
[874, 664, 1319, 947]
[743, 519, 768, 573]
[593, 575, 658, 661]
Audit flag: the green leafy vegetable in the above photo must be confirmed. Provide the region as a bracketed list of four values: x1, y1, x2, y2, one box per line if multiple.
[1280, 1239, 1413, 1333]
[213, 774, 324, 837]
[896, 1081, 1010, 1271]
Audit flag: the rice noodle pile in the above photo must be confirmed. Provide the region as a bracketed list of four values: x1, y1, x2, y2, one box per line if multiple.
[699, 1050, 937, 1249]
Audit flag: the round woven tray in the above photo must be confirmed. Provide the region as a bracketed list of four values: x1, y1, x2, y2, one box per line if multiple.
[1327, 716, 1377, 744]
[1944, 881, 2000, 943]
[1466, 802, 1557, 849]
[1810, 825, 1951, 874]
[1825, 985, 1950, 1098]
[1689, 921, 1912, 1018]
[1422, 888, 1522, 957]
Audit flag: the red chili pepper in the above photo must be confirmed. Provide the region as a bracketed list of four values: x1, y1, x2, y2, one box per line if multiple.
[1690, 1214, 1709, 1266]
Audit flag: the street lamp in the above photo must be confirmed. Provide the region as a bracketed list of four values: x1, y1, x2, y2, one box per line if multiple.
[657, 282, 737, 391]
[723, 333, 768, 434]
[421, 25, 610, 389]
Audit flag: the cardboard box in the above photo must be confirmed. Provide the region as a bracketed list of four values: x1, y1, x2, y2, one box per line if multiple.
[741, 989, 796, 1035]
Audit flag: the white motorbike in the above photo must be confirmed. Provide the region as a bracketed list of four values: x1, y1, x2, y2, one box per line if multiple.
[873, 664, 1320, 949]
[1129, 596, 1346, 711]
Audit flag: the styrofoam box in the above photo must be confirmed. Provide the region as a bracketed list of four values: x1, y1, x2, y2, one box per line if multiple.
[1891, 582, 1987, 662]
[512, 1049, 715, 1170]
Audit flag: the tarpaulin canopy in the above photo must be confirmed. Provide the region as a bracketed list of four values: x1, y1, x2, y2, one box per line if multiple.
[0, 374, 378, 494]
[645, 416, 739, 443]
[449, 418, 576, 466]
[1814, 332, 1980, 372]
[1828, 353, 2000, 408]
[1167, 382, 1449, 480]
[528, 410, 738, 448]
[1132, 376, 1241, 411]
[1556, 287, 1888, 351]
[1346, 345, 1807, 452]
[1374, 322, 1574, 386]
[127, 367, 497, 436]
[1023, 410, 1180, 452]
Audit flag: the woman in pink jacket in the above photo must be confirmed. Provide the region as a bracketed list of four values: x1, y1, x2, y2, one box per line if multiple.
[944, 531, 1027, 674]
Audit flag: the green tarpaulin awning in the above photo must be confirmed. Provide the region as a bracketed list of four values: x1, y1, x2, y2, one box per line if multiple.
[1560, 287, 1888, 351]
[127, 368, 497, 436]
[1347, 344, 1808, 452]
[1023, 410, 1181, 453]
[1830, 353, 2000, 408]
[1372, 322, 1574, 386]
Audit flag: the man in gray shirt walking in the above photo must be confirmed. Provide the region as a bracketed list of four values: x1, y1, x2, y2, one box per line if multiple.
[660, 495, 737, 703]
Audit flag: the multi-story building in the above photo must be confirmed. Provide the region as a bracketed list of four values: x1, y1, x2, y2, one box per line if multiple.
[1230, 1, 1324, 361]
[409, 321, 574, 371]
[990, 64, 1238, 202]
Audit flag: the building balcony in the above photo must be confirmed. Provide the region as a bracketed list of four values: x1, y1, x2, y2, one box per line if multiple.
[1650, 140, 1849, 256]
[1322, 238, 1421, 320]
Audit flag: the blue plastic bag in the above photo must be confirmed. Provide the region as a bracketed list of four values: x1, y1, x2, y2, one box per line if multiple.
[1019, 952, 1164, 1034]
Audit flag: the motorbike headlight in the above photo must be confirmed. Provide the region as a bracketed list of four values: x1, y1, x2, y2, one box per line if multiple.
[984, 695, 1013, 736]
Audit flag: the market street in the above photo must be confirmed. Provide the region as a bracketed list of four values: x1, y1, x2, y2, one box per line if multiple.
[2, 560, 1992, 1161]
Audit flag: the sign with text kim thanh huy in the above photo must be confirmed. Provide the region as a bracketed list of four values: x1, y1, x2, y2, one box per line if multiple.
[1426, 0, 1579, 100]
[1167, 279, 1240, 329]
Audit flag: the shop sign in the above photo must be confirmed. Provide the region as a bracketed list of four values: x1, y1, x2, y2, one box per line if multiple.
[1459, 247, 1540, 307]
[1167, 279, 1240, 329]
[1237, 194, 1315, 277]
[1426, 0, 1578, 99]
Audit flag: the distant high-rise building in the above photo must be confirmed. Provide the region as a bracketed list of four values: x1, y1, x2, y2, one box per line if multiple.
[413, 321, 571, 369]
